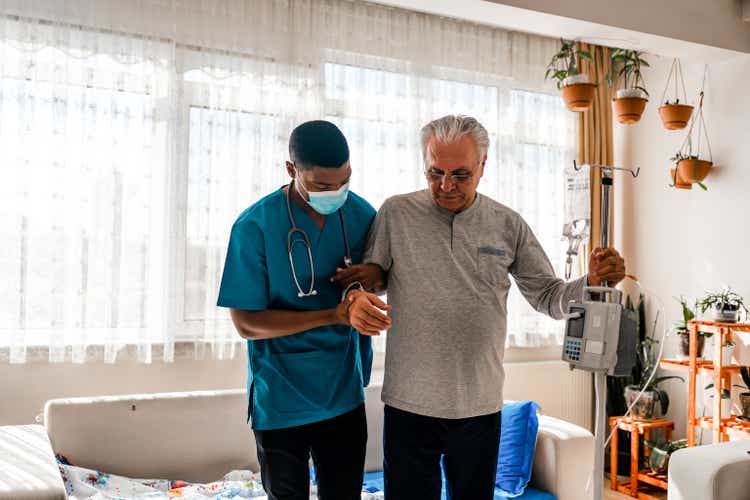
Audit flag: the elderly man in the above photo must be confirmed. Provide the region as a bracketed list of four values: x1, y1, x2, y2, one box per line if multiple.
[333, 115, 625, 500]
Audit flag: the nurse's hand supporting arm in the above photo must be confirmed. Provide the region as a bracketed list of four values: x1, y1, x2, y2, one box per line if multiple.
[330, 264, 387, 293]
[230, 304, 351, 340]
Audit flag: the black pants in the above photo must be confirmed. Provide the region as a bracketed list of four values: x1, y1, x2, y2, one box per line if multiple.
[384, 405, 502, 500]
[253, 404, 367, 500]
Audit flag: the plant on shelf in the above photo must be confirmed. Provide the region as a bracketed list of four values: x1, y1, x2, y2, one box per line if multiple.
[645, 438, 688, 474]
[721, 339, 736, 366]
[545, 38, 595, 112]
[669, 66, 714, 191]
[625, 335, 684, 420]
[658, 59, 694, 130]
[607, 48, 650, 124]
[735, 367, 750, 419]
[674, 296, 710, 359]
[705, 382, 733, 419]
[697, 287, 748, 323]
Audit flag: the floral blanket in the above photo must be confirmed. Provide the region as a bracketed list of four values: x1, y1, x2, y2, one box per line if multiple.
[58, 456, 384, 500]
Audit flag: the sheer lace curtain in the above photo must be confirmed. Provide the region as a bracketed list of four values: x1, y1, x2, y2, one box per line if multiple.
[1, 0, 577, 363]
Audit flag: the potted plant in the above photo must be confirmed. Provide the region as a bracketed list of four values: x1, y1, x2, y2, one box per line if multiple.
[625, 336, 684, 419]
[721, 340, 736, 366]
[705, 382, 733, 418]
[645, 438, 688, 474]
[669, 151, 710, 191]
[607, 48, 650, 124]
[737, 367, 750, 420]
[697, 287, 748, 323]
[674, 296, 708, 360]
[545, 39, 595, 112]
[658, 59, 694, 130]
[668, 88, 714, 190]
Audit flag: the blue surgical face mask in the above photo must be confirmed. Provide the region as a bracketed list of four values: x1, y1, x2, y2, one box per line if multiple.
[297, 179, 350, 215]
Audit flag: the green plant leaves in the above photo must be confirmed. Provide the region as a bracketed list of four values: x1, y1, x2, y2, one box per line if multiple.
[705, 383, 731, 399]
[650, 375, 685, 388]
[546, 39, 591, 86]
[608, 49, 649, 95]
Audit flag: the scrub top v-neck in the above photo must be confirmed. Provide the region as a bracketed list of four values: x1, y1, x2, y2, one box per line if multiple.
[217, 187, 376, 430]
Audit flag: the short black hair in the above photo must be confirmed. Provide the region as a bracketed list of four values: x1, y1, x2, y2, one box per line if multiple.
[289, 120, 349, 169]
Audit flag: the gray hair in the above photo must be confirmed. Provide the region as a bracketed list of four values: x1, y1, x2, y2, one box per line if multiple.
[420, 115, 489, 165]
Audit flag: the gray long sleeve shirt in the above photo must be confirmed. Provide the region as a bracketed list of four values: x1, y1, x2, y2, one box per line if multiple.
[363, 189, 587, 419]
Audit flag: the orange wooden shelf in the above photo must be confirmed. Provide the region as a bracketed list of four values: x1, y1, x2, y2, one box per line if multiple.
[610, 416, 673, 497]
[638, 471, 669, 490]
[696, 415, 750, 436]
[696, 415, 732, 430]
[615, 481, 667, 500]
[609, 416, 674, 432]
[687, 320, 750, 334]
[681, 320, 749, 446]
[659, 359, 743, 375]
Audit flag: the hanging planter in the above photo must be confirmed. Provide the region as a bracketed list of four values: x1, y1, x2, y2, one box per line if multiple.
[658, 59, 694, 130]
[669, 71, 713, 191]
[545, 39, 596, 112]
[608, 49, 650, 124]
[672, 158, 712, 189]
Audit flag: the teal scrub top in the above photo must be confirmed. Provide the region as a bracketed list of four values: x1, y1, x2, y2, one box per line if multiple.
[217, 187, 376, 430]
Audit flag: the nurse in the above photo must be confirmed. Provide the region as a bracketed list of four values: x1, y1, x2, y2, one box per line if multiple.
[217, 120, 390, 500]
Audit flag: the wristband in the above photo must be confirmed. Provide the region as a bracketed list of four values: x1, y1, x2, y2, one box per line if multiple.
[341, 281, 365, 302]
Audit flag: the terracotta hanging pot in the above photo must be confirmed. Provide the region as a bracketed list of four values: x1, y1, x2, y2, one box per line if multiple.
[613, 90, 648, 124]
[658, 59, 693, 130]
[677, 158, 712, 185]
[658, 104, 694, 130]
[669, 168, 692, 189]
[561, 83, 597, 112]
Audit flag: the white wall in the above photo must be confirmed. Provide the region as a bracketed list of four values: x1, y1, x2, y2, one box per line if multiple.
[0, 356, 247, 425]
[377, 0, 749, 62]
[486, 0, 750, 54]
[619, 52, 750, 440]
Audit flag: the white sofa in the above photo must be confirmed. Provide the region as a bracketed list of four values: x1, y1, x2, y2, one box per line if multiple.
[668, 440, 750, 500]
[0, 384, 594, 499]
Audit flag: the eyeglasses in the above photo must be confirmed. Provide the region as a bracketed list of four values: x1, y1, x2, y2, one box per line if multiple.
[425, 168, 474, 184]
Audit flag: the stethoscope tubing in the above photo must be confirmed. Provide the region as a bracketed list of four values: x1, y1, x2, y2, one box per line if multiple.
[285, 180, 352, 298]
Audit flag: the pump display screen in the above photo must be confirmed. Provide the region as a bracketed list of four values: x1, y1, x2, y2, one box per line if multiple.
[567, 307, 585, 338]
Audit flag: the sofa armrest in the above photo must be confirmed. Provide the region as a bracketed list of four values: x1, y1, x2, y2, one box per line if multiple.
[0, 424, 66, 500]
[668, 440, 750, 500]
[530, 415, 594, 500]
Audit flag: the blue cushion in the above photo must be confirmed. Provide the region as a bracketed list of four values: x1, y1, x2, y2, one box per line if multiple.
[510, 487, 555, 500]
[361, 471, 556, 500]
[495, 400, 541, 497]
[362, 471, 385, 493]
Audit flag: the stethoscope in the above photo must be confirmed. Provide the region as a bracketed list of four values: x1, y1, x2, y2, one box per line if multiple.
[286, 180, 352, 298]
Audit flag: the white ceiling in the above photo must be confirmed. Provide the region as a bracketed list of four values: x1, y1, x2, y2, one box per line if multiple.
[370, 0, 750, 63]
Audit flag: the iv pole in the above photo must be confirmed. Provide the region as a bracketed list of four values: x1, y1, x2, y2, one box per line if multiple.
[572, 160, 639, 500]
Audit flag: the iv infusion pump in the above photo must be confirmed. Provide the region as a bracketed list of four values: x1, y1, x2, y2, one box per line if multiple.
[562, 286, 638, 376]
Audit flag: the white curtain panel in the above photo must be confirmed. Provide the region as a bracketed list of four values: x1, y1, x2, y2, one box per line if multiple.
[0, 0, 577, 363]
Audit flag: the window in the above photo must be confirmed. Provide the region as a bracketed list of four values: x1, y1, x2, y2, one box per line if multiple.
[320, 63, 575, 346]
[1, 35, 171, 348]
[2, 10, 576, 360]
[179, 66, 571, 350]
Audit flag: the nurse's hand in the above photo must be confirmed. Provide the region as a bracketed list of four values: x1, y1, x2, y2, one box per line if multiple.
[346, 290, 392, 336]
[333, 300, 352, 327]
[330, 264, 387, 292]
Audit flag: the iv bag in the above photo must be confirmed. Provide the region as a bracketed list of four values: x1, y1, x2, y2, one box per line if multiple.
[564, 162, 591, 229]
[561, 162, 591, 279]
